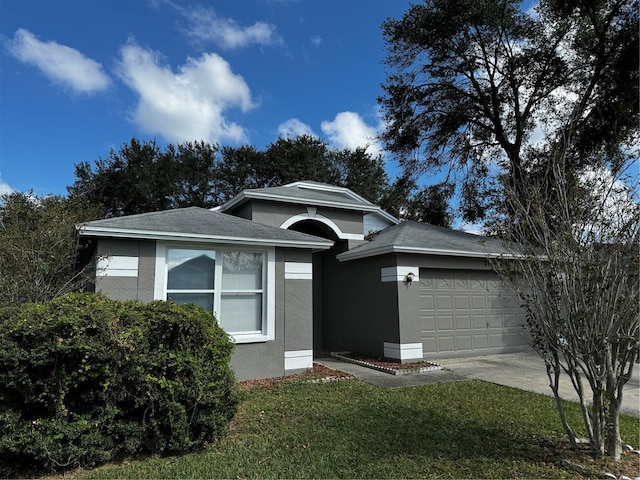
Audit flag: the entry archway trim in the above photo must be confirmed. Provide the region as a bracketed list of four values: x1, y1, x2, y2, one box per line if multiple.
[280, 213, 364, 241]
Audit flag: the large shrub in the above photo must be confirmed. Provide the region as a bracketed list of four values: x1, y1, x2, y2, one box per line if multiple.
[0, 293, 237, 473]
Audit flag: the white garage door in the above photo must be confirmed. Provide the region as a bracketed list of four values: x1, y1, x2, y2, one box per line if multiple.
[419, 269, 528, 357]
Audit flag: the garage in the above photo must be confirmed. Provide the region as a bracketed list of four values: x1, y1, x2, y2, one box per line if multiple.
[419, 269, 528, 357]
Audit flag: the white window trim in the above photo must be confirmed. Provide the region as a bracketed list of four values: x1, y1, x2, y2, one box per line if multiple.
[154, 242, 275, 343]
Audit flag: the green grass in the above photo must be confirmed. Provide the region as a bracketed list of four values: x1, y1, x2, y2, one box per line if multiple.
[67, 379, 639, 479]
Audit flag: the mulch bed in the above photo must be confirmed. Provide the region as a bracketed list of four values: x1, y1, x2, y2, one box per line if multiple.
[237, 362, 353, 391]
[339, 352, 440, 370]
[329, 351, 443, 375]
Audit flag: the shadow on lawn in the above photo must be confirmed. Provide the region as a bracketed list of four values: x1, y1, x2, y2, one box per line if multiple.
[317, 389, 564, 471]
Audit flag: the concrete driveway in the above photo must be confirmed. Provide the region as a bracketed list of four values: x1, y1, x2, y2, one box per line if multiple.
[318, 350, 639, 418]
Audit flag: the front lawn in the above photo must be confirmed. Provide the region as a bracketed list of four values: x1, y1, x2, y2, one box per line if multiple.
[66, 379, 639, 479]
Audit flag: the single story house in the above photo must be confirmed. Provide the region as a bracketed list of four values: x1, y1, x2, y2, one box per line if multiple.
[78, 181, 528, 381]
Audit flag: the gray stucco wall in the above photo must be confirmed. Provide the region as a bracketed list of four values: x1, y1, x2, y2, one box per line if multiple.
[322, 245, 400, 358]
[95, 239, 156, 302]
[229, 249, 286, 381]
[230, 200, 364, 237]
[94, 238, 316, 382]
[231, 249, 285, 381]
[283, 249, 313, 353]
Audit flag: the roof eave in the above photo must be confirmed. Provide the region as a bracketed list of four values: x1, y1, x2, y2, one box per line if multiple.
[337, 244, 522, 262]
[217, 190, 399, 223]
[77, 225, 334, 250]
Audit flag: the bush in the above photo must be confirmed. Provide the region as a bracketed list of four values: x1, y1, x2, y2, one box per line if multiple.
[0, 293, 237, 473]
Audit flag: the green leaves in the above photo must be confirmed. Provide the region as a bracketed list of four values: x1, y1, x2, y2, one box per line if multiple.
[0, 192, 101, 305]
[0, 293, 238, 473]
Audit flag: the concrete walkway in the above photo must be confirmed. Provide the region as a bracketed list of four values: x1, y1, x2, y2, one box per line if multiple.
[317, 351, 640, 418]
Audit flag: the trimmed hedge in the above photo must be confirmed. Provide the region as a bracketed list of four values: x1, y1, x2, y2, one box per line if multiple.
[0, 293, 238, 473]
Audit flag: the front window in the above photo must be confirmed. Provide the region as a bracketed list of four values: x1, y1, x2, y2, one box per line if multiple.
[167, 249, 215, 312]
[164, 247, 271, 341]
[220, 251, 263, 334]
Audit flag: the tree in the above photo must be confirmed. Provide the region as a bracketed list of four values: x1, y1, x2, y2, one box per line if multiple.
[0, 192, 101, 304]
[380, 0, 639, 460]
[331, 146, 390, 206]
[71, 136, 399, 217]
[379, 0, 638, 223]
[68, 139, 221, 217]
[404, 182, 455, 227]
[493, 153, 639, 460]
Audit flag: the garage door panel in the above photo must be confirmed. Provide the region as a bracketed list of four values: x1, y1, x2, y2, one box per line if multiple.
[438, 315, 454, 330]
[488, 314, 503, 328]
[455, 315, 471, 330]
[422, 338, 437, 353]
[504, 313, 519, 327]
[421, 315, 436, 332]
[473, 334, 488, 349]
[456, 335, 473, 351]
[436, 295, 452, 309]
[505, 332, 525, 346]
[419, 269, 527, 356]
[471, 295, 486, 309]
[420, 294, 434, 309]
[489, 333, 504, 347]
[438, 336, 455, 352]
[454, 295, 470, 309]
[472, 314, 487, 329]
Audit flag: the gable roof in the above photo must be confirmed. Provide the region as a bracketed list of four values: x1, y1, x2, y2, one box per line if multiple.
[215, 181, 399, 225]
[78, 207, 333, 250]
[337, 221, 517, 261]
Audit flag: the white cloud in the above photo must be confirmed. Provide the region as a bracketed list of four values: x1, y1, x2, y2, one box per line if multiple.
[277, 118, 317, 138]
[321, 111, 383, 156]
[174, 4, 282, 50]
[0, 178, 14, 196]
[5, 29, 110, 94]
[117, 43, 255, 144]
[311, 36, 322, 47]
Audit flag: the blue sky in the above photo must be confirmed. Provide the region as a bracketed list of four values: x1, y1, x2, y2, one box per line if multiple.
[0, 0, 414, 197]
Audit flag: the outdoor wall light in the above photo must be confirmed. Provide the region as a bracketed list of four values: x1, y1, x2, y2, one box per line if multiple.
[405, 272, 415, 285]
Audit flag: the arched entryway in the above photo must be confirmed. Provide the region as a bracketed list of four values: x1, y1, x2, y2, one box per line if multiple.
[283, 218, 343, 354]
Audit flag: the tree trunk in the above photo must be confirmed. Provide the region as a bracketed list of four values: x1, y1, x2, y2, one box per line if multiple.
[591, 389, 606, 457]
[546, 354, 577, 448]
[606, 397, 622, 460]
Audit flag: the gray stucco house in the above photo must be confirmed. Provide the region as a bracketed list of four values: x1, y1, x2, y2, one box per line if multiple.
[78, 181, 528, 381]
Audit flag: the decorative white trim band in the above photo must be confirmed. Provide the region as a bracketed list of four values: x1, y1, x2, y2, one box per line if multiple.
[97, 256, 139, 277]
[383, 342, 424, 361]
[285, 262, 313, 280]
[280, 213, 364, 241]
[284, 350, 314, 371]
[380, 266, 420, 283]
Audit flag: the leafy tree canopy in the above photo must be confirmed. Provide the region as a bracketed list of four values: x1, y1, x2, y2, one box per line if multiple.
[69, 136, 404, 222]
[379, 0, 639, 224]
[0, 192, 101, 304]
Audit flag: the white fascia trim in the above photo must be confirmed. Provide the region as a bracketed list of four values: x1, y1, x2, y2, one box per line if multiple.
[280, 213, 364, 241]
[380, 266, 420, 283]
[339, 245, 521, 262]
[284, 350, 314, 371]
[286, 181, 375, 205]
[285, 262, 313, 280]
[383, 342, 423, 361]
[79, 226, 333, 250]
